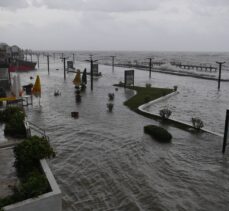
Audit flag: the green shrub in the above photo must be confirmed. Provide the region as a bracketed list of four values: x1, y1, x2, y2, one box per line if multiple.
[0, 107, 25, 123]
[14, 136, 55, 178]
[159, 108, 172, 120]
[144, 125, 172, 142]
[0, 136, 55, 209]
[18, 171, 50, 198]
[4, 111, 26, 138]
[191, 118, 204, 130]
[0, 171, 50, 209]
[0, 107, 26, 138]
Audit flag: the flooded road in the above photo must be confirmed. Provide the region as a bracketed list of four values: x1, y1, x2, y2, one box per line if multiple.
[18, 58, 229, 211]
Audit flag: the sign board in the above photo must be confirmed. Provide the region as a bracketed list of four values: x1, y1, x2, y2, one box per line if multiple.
[124, 70, 134, 87]
[223, 109, 229, 153]
[67, 61, 73, 69]
[93, 64, 99, 75]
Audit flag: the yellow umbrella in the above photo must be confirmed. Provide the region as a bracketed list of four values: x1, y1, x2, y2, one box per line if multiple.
[73, 70, 81, 87]
[32, 75, 41, 98]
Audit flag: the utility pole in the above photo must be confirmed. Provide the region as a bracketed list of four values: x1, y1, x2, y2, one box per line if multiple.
[111, 56, 116, 72]
[73, 53, 75, 65]
[36, 53, 40, 69]
[146, 58, 153, 78]
[216, 61, 226, 90]
[25, 50, 28, 61]
[85, 56, 98, 91]
[61, 56, 68, 80]
[45, 54, 50, 74]
[223, 110, 229, 154]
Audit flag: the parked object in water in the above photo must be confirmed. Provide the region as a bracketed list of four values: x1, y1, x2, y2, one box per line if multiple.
[54, 90, 61, 96]
[108, 93, 115, 101]
[107, 102, 114, 112]
[71, 112, 79, 118]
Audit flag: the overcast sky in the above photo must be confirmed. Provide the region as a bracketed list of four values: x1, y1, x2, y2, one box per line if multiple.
[0, 0, 228, 51]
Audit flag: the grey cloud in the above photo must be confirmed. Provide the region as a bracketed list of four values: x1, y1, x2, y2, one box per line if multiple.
[32, 0, 160, 12]
[0, 0, 29, 9]
[190, 0, 229, 16]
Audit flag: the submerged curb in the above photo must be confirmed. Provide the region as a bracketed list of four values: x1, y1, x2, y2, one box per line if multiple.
[138, 91, 223, 138]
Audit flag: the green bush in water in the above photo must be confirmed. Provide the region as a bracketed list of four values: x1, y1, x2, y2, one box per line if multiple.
[4, 111, 26, 138]
[159, 108, 172, 120]
[17, 171, 50, 198]
[144, 125, 172, 142]
[0, 107, 25, 123]
[14, 136, 56, 178]
[0, 136, 55, 209]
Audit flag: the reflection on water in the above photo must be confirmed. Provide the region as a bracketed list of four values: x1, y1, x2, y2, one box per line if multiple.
[19, 57, 229, 211]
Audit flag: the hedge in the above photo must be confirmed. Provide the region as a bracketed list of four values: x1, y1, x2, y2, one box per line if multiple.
[0, 136, 55, 209]
[144, 125, 172, 142]
[0, 106, 26, 138]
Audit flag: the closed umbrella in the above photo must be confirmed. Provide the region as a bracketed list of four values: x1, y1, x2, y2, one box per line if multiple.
[32, 75, 41, 105]
[73, 69, 81, 87]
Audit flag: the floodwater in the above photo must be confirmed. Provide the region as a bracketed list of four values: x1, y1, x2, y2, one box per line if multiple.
[17, 56, 229, 211]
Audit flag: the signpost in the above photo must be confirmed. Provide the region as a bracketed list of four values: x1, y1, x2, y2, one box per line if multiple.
[124, 70, 134, 87]
[67, 61, 74, 69]
[223, 109, 229, 154]
[93, 63, 99, 75]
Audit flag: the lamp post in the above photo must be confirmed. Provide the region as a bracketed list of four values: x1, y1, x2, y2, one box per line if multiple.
[110, 56, 116, 72]
[216, 61, 226, 90]
[45, 54, 50, 74]
[85, 56, 98, 91]
[146, 58, 153, 78]
[60, 56, 69, 80]
[36, 53, 40, 69]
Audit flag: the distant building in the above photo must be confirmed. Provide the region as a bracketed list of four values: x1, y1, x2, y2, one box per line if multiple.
[0, 42, 24, 63]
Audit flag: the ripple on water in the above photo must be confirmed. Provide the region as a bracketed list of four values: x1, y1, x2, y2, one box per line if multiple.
[20, 60, 229, 211]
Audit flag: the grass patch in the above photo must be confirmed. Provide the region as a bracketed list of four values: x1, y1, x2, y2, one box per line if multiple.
[114, 84, 194, 131]
[114, 84, 173, 111]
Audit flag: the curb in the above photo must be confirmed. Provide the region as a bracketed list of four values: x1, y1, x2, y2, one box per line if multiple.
[138, 91, 223, 138]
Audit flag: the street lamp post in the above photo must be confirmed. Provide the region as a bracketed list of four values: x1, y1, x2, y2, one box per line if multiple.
[85, 56, 98, 91]
[146, 58, 153, 78]
[216, 61, 226, 90]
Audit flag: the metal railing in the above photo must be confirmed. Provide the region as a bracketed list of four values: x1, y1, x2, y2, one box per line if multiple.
[25, 120, 49, 141]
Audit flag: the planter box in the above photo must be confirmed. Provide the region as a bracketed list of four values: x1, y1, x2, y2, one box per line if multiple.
[3, 159, 62, 211]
